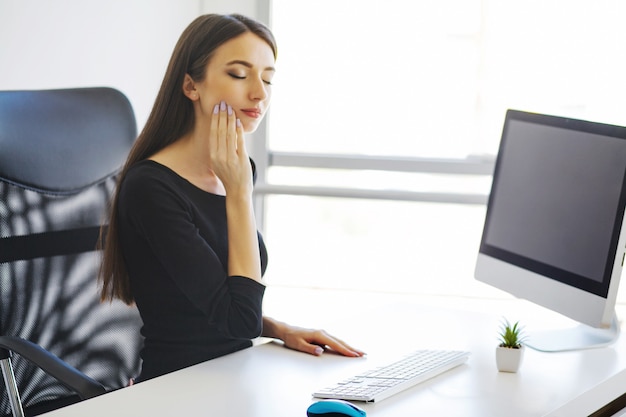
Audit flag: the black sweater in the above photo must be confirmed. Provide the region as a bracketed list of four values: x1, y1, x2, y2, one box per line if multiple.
[118, 160, 267, 381]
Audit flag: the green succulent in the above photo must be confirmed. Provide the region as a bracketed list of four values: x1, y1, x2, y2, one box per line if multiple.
[498, 319, 525, 348]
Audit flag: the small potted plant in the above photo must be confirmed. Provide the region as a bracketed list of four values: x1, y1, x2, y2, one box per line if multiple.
[496, 319, 525, 373]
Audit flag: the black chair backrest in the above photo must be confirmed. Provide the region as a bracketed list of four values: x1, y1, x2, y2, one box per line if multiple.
[0, 87, 143, 416]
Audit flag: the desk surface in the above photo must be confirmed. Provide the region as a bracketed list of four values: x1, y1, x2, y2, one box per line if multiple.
[41, 289, 626, 417]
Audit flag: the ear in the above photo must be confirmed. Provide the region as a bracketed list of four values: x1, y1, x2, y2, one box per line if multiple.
[182, 74, 199, 101]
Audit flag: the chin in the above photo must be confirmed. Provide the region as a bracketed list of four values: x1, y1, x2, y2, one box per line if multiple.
[243, 120, 262, 134]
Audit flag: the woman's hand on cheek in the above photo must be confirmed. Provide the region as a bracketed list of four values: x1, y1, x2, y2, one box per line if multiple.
[208, 100, 252, 196]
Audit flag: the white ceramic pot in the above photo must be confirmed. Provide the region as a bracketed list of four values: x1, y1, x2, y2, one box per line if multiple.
[496, 345, 524, 373]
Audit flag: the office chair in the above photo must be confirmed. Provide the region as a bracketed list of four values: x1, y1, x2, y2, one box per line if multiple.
[0, 87, 143, 417]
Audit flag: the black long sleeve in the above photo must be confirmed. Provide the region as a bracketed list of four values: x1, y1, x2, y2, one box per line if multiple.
[117, 160, 268, 381]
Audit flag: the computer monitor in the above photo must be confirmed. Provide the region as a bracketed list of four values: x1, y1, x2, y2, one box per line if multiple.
[475, 109, 626, 352]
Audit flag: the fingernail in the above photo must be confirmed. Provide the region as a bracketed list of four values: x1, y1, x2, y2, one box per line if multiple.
[314, 346, 324, 355]
[236, 119, 242, 128]
[213, 104, 219, 115]
[220, 101, 226, 111]
[227, 105, 233, 116]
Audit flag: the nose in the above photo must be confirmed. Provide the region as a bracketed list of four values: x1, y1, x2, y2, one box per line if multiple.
[249, 77, 269, 102]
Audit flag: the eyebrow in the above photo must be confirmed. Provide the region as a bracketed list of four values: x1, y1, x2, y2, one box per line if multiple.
[226, 60, 275, 72]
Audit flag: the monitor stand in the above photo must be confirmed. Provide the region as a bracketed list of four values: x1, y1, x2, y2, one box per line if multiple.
[526, 313, 620, 352]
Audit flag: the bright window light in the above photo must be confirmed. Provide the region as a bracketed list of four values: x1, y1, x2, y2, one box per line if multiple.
[264, 0, 626, 301]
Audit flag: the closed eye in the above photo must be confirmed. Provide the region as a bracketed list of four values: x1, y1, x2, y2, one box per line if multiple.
[229, 73, 273, 86]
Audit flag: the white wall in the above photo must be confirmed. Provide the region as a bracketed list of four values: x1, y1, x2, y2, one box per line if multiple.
[201, 0, 260, 19]
[0, 0, 262, 130]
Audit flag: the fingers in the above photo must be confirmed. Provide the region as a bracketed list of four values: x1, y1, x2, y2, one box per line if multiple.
[211, 100, 243, 159]
[317, 333, 365, 358]
[208, 100, 251, 194]
[294, 341, 326, 356]
[236, 117, 246, 160]
[225, 101, 237, 156]
[217, 100, 229, 157]
[209, 103, 220, 156]
[218, 101, 227, 151]
[284, 328, 365, 358]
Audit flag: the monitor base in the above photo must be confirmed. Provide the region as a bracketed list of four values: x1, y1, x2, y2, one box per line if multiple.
[526, 314, 620, 352]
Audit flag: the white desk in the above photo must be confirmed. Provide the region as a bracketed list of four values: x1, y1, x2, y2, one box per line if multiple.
[40, 289, 626, 416]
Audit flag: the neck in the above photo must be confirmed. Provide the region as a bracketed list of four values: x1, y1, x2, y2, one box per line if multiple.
[150, 131, 225, 194]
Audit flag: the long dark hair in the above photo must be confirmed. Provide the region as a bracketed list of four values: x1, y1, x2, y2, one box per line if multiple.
[99, 14, 277, 304]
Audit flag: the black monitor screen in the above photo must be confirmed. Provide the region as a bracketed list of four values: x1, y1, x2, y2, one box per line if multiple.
[480, 110, 626, 297]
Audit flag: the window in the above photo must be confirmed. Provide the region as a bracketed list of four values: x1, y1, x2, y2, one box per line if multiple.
[257, 0, 626, 300]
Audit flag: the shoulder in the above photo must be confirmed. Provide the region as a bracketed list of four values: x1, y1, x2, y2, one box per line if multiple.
[122, 160, 181, 192]
[125, 159, 174, 182]
[119, 160, 188, 209]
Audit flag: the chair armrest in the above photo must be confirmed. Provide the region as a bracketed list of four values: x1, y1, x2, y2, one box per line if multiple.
[0, 336, 106, 400]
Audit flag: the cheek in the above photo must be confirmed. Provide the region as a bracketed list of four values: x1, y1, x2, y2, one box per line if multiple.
[198, 98, 218, 118]
[199, 75, 232, 105]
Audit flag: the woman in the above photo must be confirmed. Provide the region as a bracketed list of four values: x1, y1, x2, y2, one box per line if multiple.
[99, 13, 363, 382]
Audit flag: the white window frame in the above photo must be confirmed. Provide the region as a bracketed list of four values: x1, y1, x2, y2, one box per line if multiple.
[250, 0, 492, 232]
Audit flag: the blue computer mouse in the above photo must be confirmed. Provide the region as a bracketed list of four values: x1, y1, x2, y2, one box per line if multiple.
[306, 399, 366, 417]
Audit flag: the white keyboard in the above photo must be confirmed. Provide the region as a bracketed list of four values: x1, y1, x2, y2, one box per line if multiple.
[313, 349, 470, 403]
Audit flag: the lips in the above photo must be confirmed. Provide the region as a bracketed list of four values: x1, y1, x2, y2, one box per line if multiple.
[240, 108, 261, 119]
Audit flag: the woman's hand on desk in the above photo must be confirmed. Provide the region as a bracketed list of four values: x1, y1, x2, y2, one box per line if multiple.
[262, 317, 365, 357]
